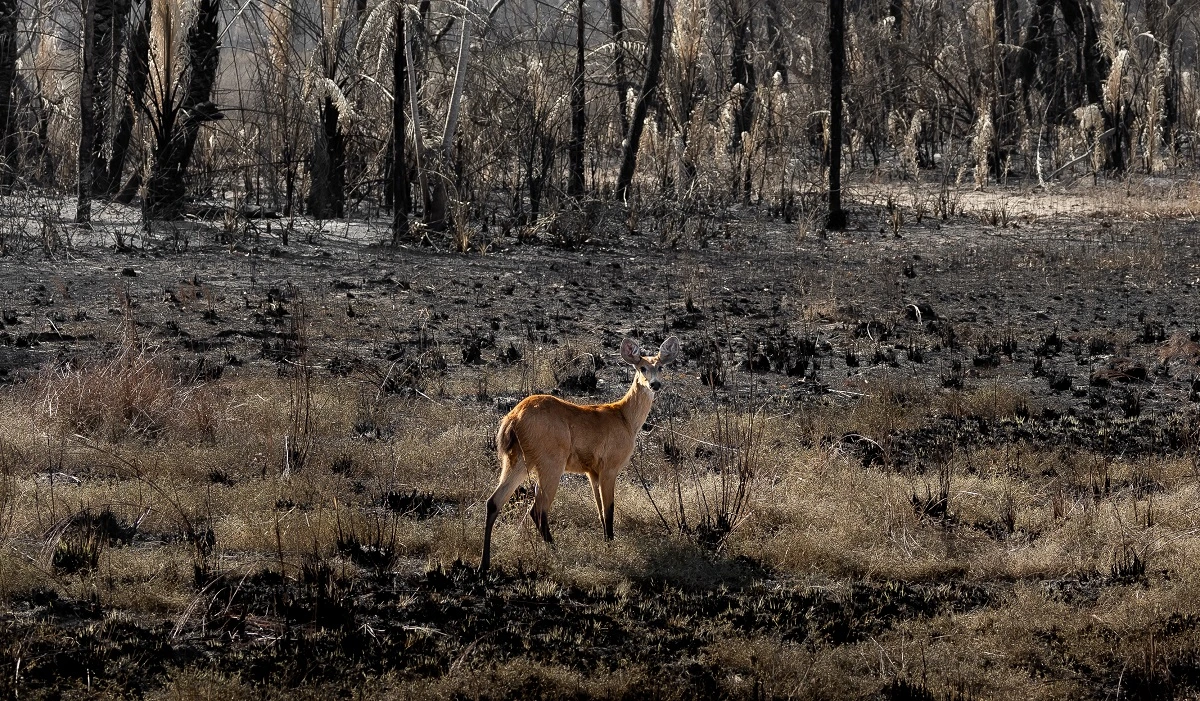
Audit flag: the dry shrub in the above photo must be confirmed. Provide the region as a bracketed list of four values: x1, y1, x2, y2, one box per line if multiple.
[838, 375, 933, 466]
[955, 382, 1034, 421]
[43, 350, 195, 442]
[41, 337, 223, 444]
[1158, 331, 1200, 365]
[640, 403, 761, 552]
[149, 669, 257, 699]
[0, 439, 19, 595]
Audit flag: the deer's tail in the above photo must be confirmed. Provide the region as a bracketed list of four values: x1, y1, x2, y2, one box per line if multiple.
[496, 414, 521, 468]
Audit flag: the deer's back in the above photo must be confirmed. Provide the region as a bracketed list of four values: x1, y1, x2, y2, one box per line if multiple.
[505, 394, 635, 470]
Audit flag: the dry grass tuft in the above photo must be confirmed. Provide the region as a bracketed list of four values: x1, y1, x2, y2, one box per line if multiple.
[41, 348, 218, 443]
[38, 305, 224, 444]
[1158, 331, 1200, 365]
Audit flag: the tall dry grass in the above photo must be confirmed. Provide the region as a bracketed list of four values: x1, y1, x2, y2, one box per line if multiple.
[39, 308, 220, 443]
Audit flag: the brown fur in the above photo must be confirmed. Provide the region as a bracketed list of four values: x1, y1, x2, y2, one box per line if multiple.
[480, 336, 680, 572]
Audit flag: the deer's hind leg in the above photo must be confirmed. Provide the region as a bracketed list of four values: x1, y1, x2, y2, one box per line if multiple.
[481, 450, 528, 573]
[588, 472, 604, 529]
[529, 475, 561, 544]
[598, 469, 618, 541]
[528, 452, 566, 545]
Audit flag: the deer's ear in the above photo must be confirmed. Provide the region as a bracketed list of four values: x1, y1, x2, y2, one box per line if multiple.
[620, 338, 642, 365]
[658, 336, 681, 364]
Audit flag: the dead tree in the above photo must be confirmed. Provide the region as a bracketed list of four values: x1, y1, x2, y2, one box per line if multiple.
[1015, 0, 1117, 170]
[0, 0, 17, 192]
[89, 0, 133, 195]
[728, 0, 755, 202]
[568, 0, 585, 197]
[108, 0, 150, 200]
[404, 23, 429, 227]
[420, 14, 470, 231]
[728, 0, 754, 140]
[79, 0, 137, 207]
[391, 1, 408, 243]
[306, 3, 351, 220]
[762, 0, 785, 84]
[826, 0, 845, 229]
[144, 0, 224, 220]
[77, 0, 98, 224]
[307, 95, 346, 219]
[408, 0, 503, 232]
[614, 0, 665, 203]
[608, 0, 628, 140]
[887, 0, 903, 36]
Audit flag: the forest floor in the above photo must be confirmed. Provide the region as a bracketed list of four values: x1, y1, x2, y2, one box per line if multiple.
[3, 176, 1200, 699]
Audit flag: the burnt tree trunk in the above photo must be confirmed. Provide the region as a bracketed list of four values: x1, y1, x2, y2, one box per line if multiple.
[307, 96, 345, 219]
[1016, 0, 1059, 107]
[90, 0, 132, 195]
[990, 0, 1016, 179]
[614, 0, 665, 203]
[77, 0, 98, 224]
[826, 0, 846, 230]
[1056, 0, 1104, 105]
[423, 17, 471, 232]
[106, 0, 149, 197]
[763, 0, 786, 83]
[729, 1, 754, 141]
[529, 133, 555, 221]
[729, 0, 755, 202]
[887, 0, 903, 36]
[0, 0, 17, 192]
[608, 0, 628, 142]
[568, 0, 585, 197]
[391, 2, 408, 243]
[144, 0, 223, 220]
[1019, 0, 1115, 170]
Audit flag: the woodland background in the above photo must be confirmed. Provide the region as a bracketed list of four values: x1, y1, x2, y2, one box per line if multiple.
[0, 0, 1193, 242]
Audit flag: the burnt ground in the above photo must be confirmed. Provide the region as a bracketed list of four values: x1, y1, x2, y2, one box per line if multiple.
[4, 560, 995, 698]
[5, 196, 1199, 457]
[4, 186, 1200, 698]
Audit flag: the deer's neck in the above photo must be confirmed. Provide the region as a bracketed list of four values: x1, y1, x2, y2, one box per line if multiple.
[618, 378, 655, 434]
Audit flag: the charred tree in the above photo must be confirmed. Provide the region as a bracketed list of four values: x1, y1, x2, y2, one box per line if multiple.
[763, 0, 786, 83]
[0, 0, 17, 192]
[307, 97, 345, 219]
[729, 0, 755, 202]
[1018, 0, 1106, 116]
[1016, 0, 1058, 105]
[307, 3, 347, 221]
[989, 0, 1018, 179]
[608, 0, 628, 140]
[391, 2, 408, 244]
[144, 0, 224, 220]
[826, 0, 845, 230]
[89, 0, 132, 195]
[107, 0, 150, 199]
[424, 16, 471, 232]
[527, 132, 555, 221]
[887, 0, 903, 37]
[614, 0, 665, 203]
[1054, 0, 1105, 106]
[568, 0, 585, 197]
[729, 0, 754, 141]
[77, 0, 98, 224]
[1016, 0, 1117, 170]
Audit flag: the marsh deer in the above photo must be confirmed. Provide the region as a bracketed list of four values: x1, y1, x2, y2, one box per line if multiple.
[479, 336, 681, 573]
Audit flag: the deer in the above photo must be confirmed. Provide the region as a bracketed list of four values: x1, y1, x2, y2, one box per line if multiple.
[479, 336, 681, 573]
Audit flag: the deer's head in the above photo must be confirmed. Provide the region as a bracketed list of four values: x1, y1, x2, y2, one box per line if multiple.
[621, 336, 681, 392]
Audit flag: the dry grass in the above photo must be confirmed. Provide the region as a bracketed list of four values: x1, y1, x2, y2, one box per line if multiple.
[6, 317, 1200, 698]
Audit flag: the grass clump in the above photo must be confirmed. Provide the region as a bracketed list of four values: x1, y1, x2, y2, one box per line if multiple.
[43, 349, 202, 442]
[39, 307, 223, 444]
